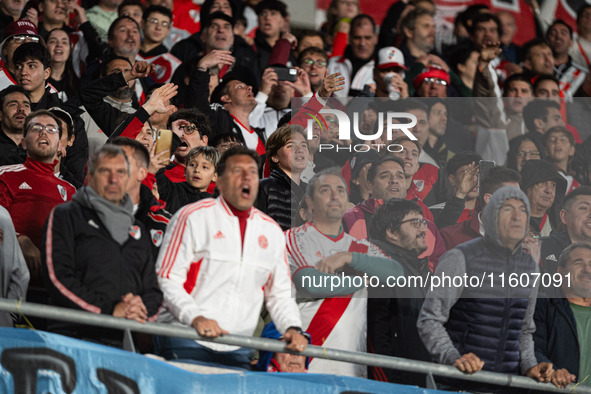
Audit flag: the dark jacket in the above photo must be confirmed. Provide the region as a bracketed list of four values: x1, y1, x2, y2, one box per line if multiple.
[408, 162, 455, 207]
[520, 159, 567, 231]
[155, 170, 215, 214]
[190, 69, 267, 143]
[171, 33, 258, 75]
[256, 168, 306, 231]
[423, 137, 453, 169]
[533, 296, 579, 377]
[367, 239, 431, 385]
[418, 186, 539, 392]
[135, 184, 172, 260]
[0, 11, 13, 41]
[0, 127, 26, 166]
[80, 72, 136, 137]
[429, 196, 467, 229]
[254, 30, 297, 72]
[541, 230, 571, 276]
[139, 44, 169, 58]
[41, 197, 163, 340]
[450, 238, 534, 374]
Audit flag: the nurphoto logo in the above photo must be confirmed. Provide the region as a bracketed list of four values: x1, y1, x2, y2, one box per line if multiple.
[305, 108, 418, 153]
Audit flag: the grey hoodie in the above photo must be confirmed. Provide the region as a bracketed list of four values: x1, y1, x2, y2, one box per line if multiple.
[417, 186, 539, 374]
[482, 185, 530, 250]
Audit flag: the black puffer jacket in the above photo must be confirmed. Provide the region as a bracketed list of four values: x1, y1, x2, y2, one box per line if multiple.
[256, 168, 306, 231]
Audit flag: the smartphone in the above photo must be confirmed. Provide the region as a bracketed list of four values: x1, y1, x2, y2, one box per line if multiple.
[478, 160, 496, 193]
[271, 66, 297, 82]
[155, 129, 172, 158]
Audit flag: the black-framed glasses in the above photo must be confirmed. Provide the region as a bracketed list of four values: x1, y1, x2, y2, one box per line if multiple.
[146, 18, 170, 28]
[178, 124, 198, 135]
[399, 218, 428, 229]
[28, 123, 59, 134]
[301, 59, 327, 68]
[11, 35, 40, 44]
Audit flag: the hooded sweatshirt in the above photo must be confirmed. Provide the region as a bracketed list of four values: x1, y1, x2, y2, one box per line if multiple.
[520, 160, 567, 234]
[418, 186, 540, 378]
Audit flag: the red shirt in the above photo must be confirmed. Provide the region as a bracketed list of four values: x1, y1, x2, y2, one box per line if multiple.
[0, 158, 76, 247]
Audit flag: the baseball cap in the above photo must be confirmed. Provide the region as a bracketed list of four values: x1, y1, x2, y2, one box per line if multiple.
[0, 20, 41, 60]
[375, 46, 406, 70]
[412, 66, 450, 90]
[350, 149, 381, 180]
[202, 11, 235, 28]
[255, 0, 288, 17]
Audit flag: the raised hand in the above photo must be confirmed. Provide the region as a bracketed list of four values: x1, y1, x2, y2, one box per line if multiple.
[143, 83, 178, 115]
[198, 50, 235, 71]
[318, 71, 345, 98]
[260, 67, 279, 95]
[285, 67, 312, 96]
[124, 61, 154, 82]
[479, 42, 502, 66]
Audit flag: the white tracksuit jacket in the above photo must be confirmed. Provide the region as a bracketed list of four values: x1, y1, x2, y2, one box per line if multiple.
[156, 197, 302, 351]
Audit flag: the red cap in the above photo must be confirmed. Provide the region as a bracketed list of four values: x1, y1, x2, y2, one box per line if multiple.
[3, 20, 38, 38]
[412, 66, 450, 90]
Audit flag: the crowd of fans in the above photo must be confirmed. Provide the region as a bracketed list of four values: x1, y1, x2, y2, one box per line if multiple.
[0, 0, 591, 390]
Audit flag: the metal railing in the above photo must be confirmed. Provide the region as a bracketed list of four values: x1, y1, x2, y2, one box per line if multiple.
[0, 298, 588, 393]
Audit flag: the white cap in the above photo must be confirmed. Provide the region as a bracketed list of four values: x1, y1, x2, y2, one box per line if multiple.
[376, 46, 406, 70]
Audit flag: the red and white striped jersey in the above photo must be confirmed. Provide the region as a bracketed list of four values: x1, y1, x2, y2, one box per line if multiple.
[286, 222, 384, 377]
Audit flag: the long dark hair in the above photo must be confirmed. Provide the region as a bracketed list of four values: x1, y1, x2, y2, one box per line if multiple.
[47, 28, 81, 103]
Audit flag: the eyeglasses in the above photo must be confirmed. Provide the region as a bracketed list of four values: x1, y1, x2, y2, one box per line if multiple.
[146, 18, 171, 28]
[516, 150, 540, 158]
[178, 124, 198, 135]
[27, 123, 59, 134]
[423, 78, 447, 86]
[11, 35, 40, 44]
[301, 59, 327, 68]
[398, 218, 428, 229]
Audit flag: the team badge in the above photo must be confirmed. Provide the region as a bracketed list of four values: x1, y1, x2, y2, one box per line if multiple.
[150, 229, 163, 246]
[57, 184, 67, 201]
[413, 179, 425, 192]
[129, 225, 141, 240]
[259, 235, 268, 249]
